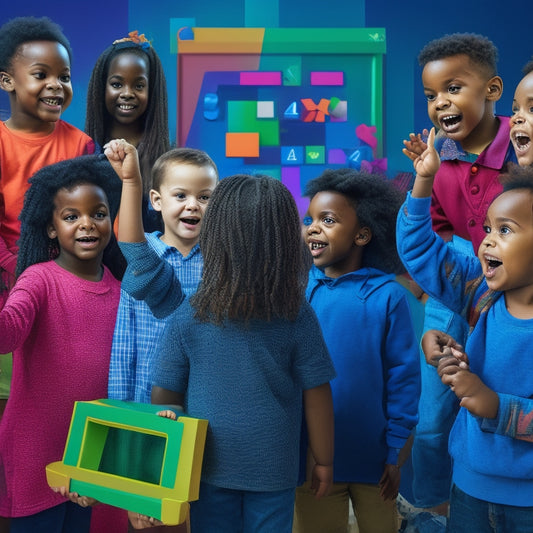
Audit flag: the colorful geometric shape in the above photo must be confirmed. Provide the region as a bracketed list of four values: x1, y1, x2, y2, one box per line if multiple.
[257, 101, 274, 118]
[328, 149, 346, 164]
[284, 101, 300, 120]
[306, 145, 325, 164]
[226, 132, 260, 157]
[310, 71, 344, 86]
[301, 98, 330, 123]
[281, 146, 304, 165]
[281, 166, 308, 217]
[203, 93, 219, 121]
[240, 71, 282, 85]
[227, 101, 279, 146]
[355, 124, 378, 150]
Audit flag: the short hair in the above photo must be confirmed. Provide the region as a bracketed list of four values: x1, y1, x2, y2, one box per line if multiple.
[85, 41, 169, 194]
[151, 148, 219, 191]
[522, 57, 533, 76]
[191, 174, 310, 323]
[17, 155, 123, 278]
[500, 163, 533, 194]
[0, 16, 72, 72]
[304, 168, 405, 274]
[418, 32, 498, 78]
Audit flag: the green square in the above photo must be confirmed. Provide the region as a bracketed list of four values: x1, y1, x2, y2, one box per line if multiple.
[306, 146, 325, 164]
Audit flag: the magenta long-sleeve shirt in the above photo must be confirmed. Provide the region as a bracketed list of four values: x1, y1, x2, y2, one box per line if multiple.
[0, 261, 119, 517]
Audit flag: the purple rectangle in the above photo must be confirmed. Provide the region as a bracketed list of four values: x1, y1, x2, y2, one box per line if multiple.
[310, 71, 344, 86]
[240, 71, 282, 85]
[282, 166, 308, 217]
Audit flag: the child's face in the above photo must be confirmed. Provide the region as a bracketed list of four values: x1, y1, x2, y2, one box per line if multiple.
[421, 54, 499, 151]
[150, 163, 218, 254]
[510, 71, 533, 167]
[478, 189, 533, 294]
[303, 190, 369, 278]
[47, 184, 112, 277]
[105, 52, 149, 128]
[1, 41, 72, 132]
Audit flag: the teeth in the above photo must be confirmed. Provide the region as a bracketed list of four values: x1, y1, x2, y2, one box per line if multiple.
[514, 133, 531, 148]
[43, 98, 60, 105]
[119, 105, 134, 110]
[311, 242, 326, 250]
[441, 115, 460, 127]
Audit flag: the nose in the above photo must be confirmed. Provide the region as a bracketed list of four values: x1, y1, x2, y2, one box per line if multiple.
[510, 112, 524, 126]
[434, 93, 450, 110]
[185, 196, 199, 210]
[119, 85, 134, 99]
[47, 77, 62, 90]
[79, 216, 95, 230]
[305, 218, 319, 235]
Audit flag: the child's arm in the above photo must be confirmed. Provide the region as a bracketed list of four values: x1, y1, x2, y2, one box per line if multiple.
[402, 128, 429, 161]
[410, 127, 440, 198]
[303, 382, 334, 499]
[104, 139, 145, 243]
[422, 329, 465, 367]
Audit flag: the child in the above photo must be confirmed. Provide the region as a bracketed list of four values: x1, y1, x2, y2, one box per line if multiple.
[0, 16, 96, 479]
[293, 169, 420, 533]
[397, 127, 533, 532]
[510, 57, 533, 167]
[401, 32, 517, 518]
[85, 31, 169, 233]
[104, 139, 336, 533]
[0, 154, 122, 533]
[108, 147, 218, 404]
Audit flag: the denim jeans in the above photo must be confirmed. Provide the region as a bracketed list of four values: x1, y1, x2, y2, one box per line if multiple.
[449, 484, 533, 533]
[10, 501, 91, 533]
[190, 482, 295, 533]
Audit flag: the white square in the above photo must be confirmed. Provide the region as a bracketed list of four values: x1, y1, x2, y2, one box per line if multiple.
[257, 101, 274, 118]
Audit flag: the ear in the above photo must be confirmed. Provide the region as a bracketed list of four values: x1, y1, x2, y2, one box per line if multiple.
[149, 189, 162, 212]
[0, 71, 14, 92]
[355, 227, 372, 246]
[486, 76, 503, 102]
[47, 223, 57, 240]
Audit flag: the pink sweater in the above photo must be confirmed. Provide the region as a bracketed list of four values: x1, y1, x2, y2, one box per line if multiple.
[0, 261, 120, 517]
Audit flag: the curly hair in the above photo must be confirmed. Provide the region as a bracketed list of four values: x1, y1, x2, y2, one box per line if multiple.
[0, 16, 72, 72]
[418, 33, 498, 77]
[151, 147, 218, 191]
[500, 163, 533, 193]
[304, 168, 406, 275]
[522, 57, 533, 76]
[191, 174, 310, 323]
[16, 154, 123, 279]
[85, 41, 169, 194]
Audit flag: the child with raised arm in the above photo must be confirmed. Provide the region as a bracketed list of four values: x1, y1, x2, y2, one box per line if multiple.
[0, 155, 122, 532]
[397, 128, 533, 531]
[108, 147, 218, 404]
[104, 139, 336, 533]
[86, 31, 169, 233]
[401, 33, 517, 519]
[293, 169, 420, 533]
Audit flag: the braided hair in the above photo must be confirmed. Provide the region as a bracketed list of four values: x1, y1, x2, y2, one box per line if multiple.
[191, 174, 310, 323]
[16, 155, 123, 279]
[85, 40, 169, 194]
[304, 168, 406, 275]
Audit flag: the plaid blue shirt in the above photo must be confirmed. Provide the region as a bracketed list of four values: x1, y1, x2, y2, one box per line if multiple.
[108, 232, 203, 403]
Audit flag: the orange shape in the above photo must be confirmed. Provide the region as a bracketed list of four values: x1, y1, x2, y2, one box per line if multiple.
[226, 132, 260, 157]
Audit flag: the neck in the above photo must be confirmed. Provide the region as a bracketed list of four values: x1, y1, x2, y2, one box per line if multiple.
[108, 122, 144, 147]
[4, 115, 56, 135]
[460, 113, 499, 155]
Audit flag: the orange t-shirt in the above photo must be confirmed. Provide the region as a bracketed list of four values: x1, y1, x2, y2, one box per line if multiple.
[0, 120, 95, 275]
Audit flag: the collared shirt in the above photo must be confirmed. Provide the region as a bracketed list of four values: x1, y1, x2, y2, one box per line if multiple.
[108, 232, 202, 403]
[430, 116, 517, 251]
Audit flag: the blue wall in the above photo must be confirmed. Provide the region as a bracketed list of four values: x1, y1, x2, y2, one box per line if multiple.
[1, 1, 527, 176]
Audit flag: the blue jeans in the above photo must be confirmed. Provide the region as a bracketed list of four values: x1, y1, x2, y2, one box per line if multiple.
[190, 482, 295, 533]
[10, 501, 91, 533]
[449, 484, 533, 533]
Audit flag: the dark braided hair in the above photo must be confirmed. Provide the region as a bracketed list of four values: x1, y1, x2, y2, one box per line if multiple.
[0, 16, 72, 72]
[304, 168, 406, 275]
[16, 154, 123, 279]
[85, 41, 169, 194]
[191, 174, 310, 323]
[418, 32, 498, 78]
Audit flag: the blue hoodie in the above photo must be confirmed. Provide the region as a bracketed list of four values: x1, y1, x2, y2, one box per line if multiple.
[306, 265, 420, 483]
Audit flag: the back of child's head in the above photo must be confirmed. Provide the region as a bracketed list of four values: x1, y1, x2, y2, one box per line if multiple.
[500, 163, 533, 193]
[418, 32, 498, 78]
[305, 168, 405, 274]
[85, 34, 169, 191]
[191, 174, 310, 323]
[16, 155, 122, 278]
[151, 147, 219, 191]
[0, 16, 72, 72]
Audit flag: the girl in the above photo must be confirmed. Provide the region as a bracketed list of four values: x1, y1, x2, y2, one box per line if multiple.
[85, 31, 170, 233]
[105, 140, 336, 533]
[0, 155, 123, 533]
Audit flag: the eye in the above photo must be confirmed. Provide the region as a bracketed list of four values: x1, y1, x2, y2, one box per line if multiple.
[135, 83, 146, 91]
[302, 216, 312, 226]
[175, 193, 186, 200]
[60, 74, 71, 83]
[64, 214, 78, 222]
[483, 225, 491, 234]
[323, 216, 335, 225]
[33, 71, 46, 80]
[448, 85, 461, 94]
[94, 211, 108, 219]
[198, 194, 210, 202]
[425, 93, 435, 102]
[110, 81, 122, 89]
[499, 225, 511, 235]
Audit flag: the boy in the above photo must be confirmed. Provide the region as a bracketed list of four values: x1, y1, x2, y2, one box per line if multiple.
[401, 33, 516, 520]
[293, 169, 420, 533]
[398, 128, 533, 532]
[108, 148, 218, 403]
[510, 58, 533, 167]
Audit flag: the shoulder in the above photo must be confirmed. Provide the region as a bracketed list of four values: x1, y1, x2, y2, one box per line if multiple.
[55, 121, 96, 152]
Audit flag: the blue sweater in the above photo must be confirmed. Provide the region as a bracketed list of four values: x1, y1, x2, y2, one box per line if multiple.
[397, 193, 533, 506]
[306, 265, 420, 483]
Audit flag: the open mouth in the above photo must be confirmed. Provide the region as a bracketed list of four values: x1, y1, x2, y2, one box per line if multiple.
[484, 254, 502, 277]
[513, 132, 531, 153]
[310, 242, 326, 250]
[181, 218, 199, 226]
[440, 114, 461, 130]
[41, 97, 63, 107]
[118, 104, 135, 111]
[77, 236, 98, 243]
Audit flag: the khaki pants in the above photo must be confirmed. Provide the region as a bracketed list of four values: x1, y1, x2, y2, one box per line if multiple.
[293, 481, 399, 533]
